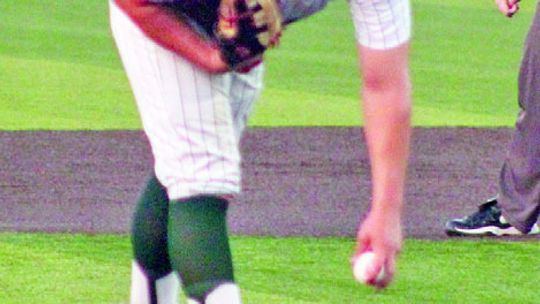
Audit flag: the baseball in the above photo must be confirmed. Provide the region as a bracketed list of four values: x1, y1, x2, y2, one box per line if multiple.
[352, 251, 385, 284]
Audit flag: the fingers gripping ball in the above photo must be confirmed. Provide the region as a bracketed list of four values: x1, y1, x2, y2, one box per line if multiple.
[216, 0, 283, 71]
[352, 251, 386, 285]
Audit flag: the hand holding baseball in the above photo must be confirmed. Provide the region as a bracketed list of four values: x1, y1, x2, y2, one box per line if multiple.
[352, 251, 386, 285]
[352, 207, 402, 289]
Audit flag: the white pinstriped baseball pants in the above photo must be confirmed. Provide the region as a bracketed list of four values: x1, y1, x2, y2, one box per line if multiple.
[110, 1, 264, 200]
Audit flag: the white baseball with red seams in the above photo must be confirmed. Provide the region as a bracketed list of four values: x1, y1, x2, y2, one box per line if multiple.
[353, 251, 385, 284]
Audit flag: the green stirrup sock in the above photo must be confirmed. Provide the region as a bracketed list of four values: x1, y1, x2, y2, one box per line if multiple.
[168, 196, 235, 301]
[132, 173, 172, 278]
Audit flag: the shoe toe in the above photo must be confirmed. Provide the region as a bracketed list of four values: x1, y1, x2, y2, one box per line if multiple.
[528, 223, 540, 235]
[445, 218, 465, 228]
[444, 219, 465, 235]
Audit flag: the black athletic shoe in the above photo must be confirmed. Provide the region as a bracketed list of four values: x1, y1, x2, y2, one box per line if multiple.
[445, 198, 540, 236]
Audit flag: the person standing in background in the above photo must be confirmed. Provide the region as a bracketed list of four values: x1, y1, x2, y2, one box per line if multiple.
[446, 0, 540, 237]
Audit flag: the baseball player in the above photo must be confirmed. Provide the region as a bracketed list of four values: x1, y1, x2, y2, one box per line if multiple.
[109, 0, 411, 302]
[110, 0, 326, 303]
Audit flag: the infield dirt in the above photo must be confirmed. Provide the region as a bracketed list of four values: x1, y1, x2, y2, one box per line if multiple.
[1, 128, 538, 240]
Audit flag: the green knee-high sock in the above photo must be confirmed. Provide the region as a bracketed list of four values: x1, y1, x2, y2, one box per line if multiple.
[132, 173, 172, 279]
[168, 196, 235, 301]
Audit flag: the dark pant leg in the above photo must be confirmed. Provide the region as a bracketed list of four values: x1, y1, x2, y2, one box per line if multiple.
[498, 2, 540, 232]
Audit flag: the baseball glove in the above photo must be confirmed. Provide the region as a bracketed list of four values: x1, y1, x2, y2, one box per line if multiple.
[216, 0, 283, 71]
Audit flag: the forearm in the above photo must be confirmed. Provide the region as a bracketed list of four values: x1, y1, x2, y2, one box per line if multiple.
[363, 84, 410, 213]
[351, 4, 411, 289]
[360, 43, 411, 215]
[114, 0, 227, 73]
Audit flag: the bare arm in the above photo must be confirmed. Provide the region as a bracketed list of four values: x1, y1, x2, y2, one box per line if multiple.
[114, 0, 228, 73]
[353, 42, 411, 289]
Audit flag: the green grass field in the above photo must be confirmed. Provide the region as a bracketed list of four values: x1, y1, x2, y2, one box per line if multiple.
[1, 233, 539, 304]
[1, 0, 539, 303]
[0, 0, 534, 129]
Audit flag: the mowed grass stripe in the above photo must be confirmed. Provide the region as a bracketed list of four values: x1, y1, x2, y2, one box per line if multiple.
[1, 233, 539, 303]
[0, 55, 137, 130]
[0, 234, 130, 304]
[0, 0, 535, 128]
[0, 0, 118, 68]
[409, 0, 532, 126]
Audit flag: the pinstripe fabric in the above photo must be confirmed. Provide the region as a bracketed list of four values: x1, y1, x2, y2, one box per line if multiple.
[110, 1, 263, 200]
[350, 0, 411, 50]
[229, 69, 264, 140]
